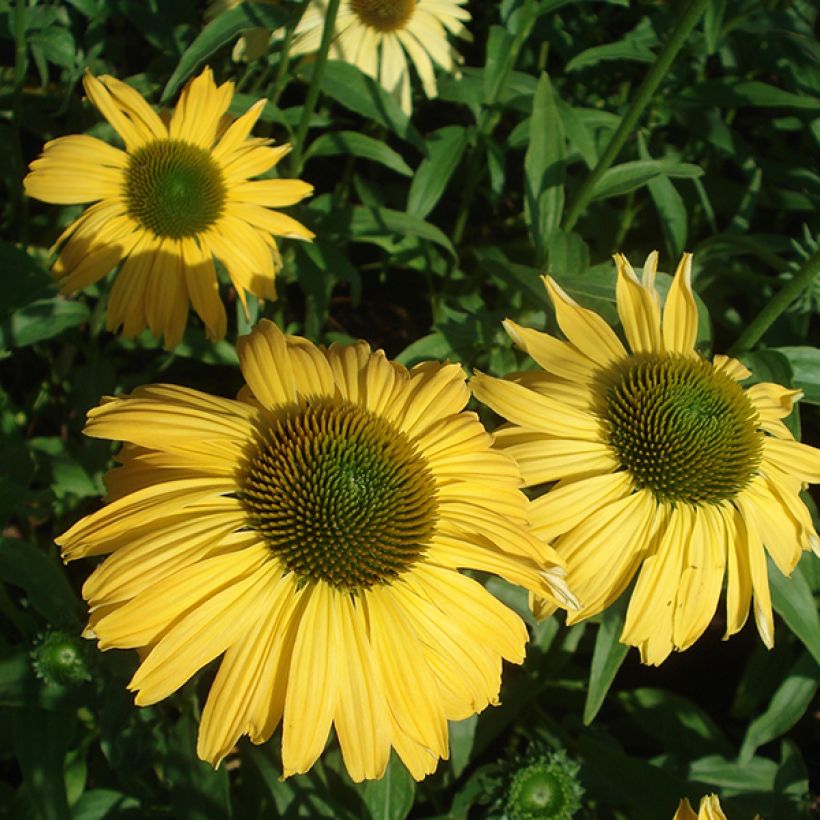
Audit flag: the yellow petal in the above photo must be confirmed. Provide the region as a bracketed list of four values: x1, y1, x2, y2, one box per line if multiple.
[713, 354, 751, 381]
[672, 504, 725, 651]
[529, 471, 633, 542]
[661, 253, 698, 354]
[723, 504, 751, 639]
[746, 382, 803, 422]
[614, 252, 662, 353]
[333, 595, 391, 782]
[544, 276, 628, 367]
[236, 319, 298, 409]
[492, 429, 620, 486]
[281, 583, 340, 777]
[471, 372, 604, 440]
[502, 318, 599, 383]
[180, 236, 227, 341]
[763, 437, 820, 483]
[229, 178, 314, 207]
[83, 71, 146, 150]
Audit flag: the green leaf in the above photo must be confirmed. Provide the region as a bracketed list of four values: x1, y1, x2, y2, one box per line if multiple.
[681, 80, 820, 111]
[566, 21, 657, 72]
[162, 2, 290, 101]
[0, 298, 89, 350]
[407, 126, 469, 219]
[0, 651, 32, 707]
[71, 790, 141, 820]
[27, 26, 76, 68]
[584, 596, 629, 724]
[166, 709, 232, 820]
[771, 346, 820, 405]
[739, 652, 818, 764]
[591, 159, 703, 201]
[524, 73, 565, 263]
[300, 61, 424, 150]
[0, 538, 81, 627]
[688, 754, 777, 792]
[770, 553, 820, 666]
[395, 332, 453, 367]
[11, 705, 76, 820]
[772, 740, 810, 820]
[639, 135, 687, 258]
[618, 689, 733, 759]
[349, 206, 455, 258]
[362, 753, 415, 820]
[448, 715, 477, 779]
[0, 242, 54, 319]
[305, 131, 413, 177]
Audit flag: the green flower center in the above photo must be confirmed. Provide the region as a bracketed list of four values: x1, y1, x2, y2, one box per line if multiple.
[350, 0, 416, 31]
[605, 354, 762, 505]
[507, 766, 568, 819]
[125, 139, 226, 238]
[243, 400, 437, 590]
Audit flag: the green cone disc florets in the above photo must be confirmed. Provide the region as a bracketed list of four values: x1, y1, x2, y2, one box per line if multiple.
[351, 0, 416, 31]
[125, 139, 226, 238]
[605, 353, 762, 505]
[31, 630, 92, 687]
[243, 400, 437, 590]
[504, 749, 584, 820]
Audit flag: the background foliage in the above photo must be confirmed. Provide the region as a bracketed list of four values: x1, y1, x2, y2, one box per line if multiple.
[0, 0, 818, 817]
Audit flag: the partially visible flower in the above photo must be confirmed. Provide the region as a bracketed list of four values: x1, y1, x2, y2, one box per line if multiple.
[24, 68, 313, 348]
[289, 0, 471, 115]
[58, 320, 573, 781]
[472, 252, 820, 665]
[674, 793, 762, 819]
[206, 0, 273, 62]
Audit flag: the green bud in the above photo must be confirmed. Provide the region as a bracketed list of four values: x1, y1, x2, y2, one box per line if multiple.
[31, 631, 91, 687]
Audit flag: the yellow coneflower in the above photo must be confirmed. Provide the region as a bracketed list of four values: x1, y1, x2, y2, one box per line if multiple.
[674, 793, 762, 819]
[24, 68, 313, 348]
[58, 320, 574, 780]
[289, 0, 471, 115]
[472, 252, 820, 665]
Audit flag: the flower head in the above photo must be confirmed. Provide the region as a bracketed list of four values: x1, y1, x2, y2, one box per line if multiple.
[58, 320, 572, 780]
[472, 253, 820, 665]
[290, 0, 471, 114]
[24, 68, 314, 348]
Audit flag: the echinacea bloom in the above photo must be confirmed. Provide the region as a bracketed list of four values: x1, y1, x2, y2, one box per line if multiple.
[58, 320, 574, 780]
[289, 0, 471, 115]
[24, 68, 313, 348]
[674, 793, 761, 820]
[472, 253, 820, 665]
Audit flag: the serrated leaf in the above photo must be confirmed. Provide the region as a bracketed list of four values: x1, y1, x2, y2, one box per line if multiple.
[584, 596, 629, 724]
[306, 131, 412, 176]
[407, 126, 468, 219]
[739, 652, 818, 764]
[162, 2, 290, 101]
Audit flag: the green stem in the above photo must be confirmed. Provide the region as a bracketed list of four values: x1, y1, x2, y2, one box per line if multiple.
[11, 0, 28, 239]
[289, 0, 341, 176]
[728, 249, 820, 356]
[268, 0, 311, 106]
[561, 0, 710, 232]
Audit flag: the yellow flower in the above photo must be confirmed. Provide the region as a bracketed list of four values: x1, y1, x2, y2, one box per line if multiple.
[674, 793, 762, 819]
[24, 68, 314, 348]
[289, 0, 472, 115]
[58, 320, 573, 780]
[472, 253, 820, 665]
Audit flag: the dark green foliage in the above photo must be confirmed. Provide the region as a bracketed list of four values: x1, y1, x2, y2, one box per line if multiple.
[0, 0, 817, 817]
